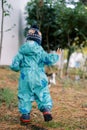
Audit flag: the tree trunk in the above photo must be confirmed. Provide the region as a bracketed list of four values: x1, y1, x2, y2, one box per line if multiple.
[46, 26, 50, 52]
[59, 49, 64, 78]
[66, 33, 71, 74]
[38, 0, 44, 7]
[0, 0, 4, 61]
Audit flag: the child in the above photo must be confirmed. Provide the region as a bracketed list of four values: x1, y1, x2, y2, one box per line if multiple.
[10, 25, 60, 124]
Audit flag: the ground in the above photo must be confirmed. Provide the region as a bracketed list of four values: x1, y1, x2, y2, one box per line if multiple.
[0, 66, 87, 130]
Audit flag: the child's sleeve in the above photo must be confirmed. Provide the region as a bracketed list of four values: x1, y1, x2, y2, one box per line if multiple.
[10, 52, 23, 72]
[41, 49, 59, 66]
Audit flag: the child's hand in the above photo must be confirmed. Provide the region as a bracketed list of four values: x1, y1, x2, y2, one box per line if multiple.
[56, 48, 61, 55]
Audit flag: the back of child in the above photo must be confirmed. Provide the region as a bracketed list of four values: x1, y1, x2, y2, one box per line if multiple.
[10, 25, 59, 124]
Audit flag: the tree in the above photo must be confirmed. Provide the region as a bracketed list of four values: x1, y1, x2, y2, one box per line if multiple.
[25, 0, 62, 51]
[25, 0, 87, 70]
[80, 0, 87, 5]
[53, 1, 87, 70]
[0, 0, 12, 60]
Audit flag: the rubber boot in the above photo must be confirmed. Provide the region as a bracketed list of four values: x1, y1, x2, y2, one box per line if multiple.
[43, 111, 52, 122]
[20, 113, 30, 125]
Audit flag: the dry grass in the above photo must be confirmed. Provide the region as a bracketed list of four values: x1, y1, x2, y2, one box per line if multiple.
[0, 66, 87, 130]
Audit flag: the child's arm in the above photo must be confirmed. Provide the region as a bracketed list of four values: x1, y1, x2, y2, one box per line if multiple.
[10, 52, 23, 72]
[41, 49, 61, 66]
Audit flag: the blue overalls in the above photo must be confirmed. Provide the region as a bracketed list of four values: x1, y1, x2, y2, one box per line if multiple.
[10, 40, 59, 114]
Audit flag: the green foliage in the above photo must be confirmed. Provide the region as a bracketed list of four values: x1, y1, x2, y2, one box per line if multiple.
[55, 2, 87, 48]
[54, 2, 87, 69]
[3, 0, 13, 16]
[25, 0, 61, 51]
[0, 88, 17, 107]
[25, 0, 87, 52]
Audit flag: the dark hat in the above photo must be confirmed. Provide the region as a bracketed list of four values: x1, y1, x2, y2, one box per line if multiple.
[26, 25, 42, 45]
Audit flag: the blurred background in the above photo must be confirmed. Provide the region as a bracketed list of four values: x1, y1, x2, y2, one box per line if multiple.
[0, 0, 28, 65]
[0, 0, 87, 78]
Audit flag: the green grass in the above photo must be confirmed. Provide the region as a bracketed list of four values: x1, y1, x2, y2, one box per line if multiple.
[0, 88, 17, 107]
[43, 121, 75, 130]
[44, 121, 63, 128]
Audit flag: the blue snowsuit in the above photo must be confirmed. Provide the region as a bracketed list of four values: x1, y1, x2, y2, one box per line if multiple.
[10, 40, 59, 114]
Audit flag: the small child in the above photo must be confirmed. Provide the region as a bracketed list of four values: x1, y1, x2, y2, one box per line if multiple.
[10, 25, 60, 124]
